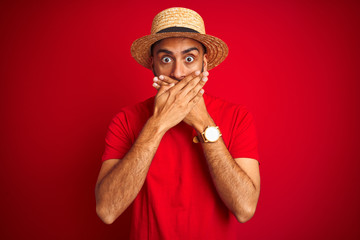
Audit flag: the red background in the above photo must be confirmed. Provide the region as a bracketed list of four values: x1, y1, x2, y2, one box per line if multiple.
[1, 0, 359, 239]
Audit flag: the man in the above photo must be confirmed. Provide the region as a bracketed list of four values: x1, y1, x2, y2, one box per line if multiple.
[95, 7, 260, 239]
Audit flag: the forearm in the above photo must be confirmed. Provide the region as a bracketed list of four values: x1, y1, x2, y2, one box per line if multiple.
[194, 119, 259, 223]
[95, 117, 166, 223]
[201, 138, 258, 222]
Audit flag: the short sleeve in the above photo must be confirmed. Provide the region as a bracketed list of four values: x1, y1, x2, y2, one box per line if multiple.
[101, 111, 133, 162]
[228, 107, 259, 162]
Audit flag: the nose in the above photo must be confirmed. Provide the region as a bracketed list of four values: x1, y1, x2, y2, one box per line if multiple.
[170, 61, 185, 81]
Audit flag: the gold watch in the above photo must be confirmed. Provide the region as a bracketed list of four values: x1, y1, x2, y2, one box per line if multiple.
[200, 126, 222, 143]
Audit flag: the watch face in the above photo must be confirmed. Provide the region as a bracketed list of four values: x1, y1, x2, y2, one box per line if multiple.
[205, 127, 220, 142]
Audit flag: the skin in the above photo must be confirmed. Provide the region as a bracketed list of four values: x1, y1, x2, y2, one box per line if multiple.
[95, 37, 260, 224]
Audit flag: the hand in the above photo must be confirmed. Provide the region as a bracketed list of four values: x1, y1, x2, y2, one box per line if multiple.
[152, 71, 207, 132]
[153, 71, 214, 132]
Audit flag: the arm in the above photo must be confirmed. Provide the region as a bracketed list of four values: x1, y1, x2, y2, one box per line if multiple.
[95, 117, 166, 224]
[154, 75, 260, 223]
[193, 117, 260, 223]
[95, 71, 207, 224]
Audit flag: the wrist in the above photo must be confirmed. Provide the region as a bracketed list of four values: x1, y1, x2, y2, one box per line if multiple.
[146, 116, 168, 137]
[193, 114, 215, 133]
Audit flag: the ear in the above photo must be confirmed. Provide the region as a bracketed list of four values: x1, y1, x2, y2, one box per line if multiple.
[203, 53, 208, 72]
[150, 57, 157, 76]
[150, 56, 154, 69]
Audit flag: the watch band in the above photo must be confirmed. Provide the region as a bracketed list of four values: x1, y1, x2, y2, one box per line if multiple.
[193, 135, 200, 143]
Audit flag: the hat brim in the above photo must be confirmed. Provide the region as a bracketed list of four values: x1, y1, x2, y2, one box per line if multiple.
[131, 32, 228, 70]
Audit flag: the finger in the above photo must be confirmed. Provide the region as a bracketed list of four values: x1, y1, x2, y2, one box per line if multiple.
[152, 82, 161, 90]
[156, 70, 209, 88]
[171, 70, 202, 92]
[153, 77, 171, 87]
[156, 83, 175, 96]
[183, 75, 208, 101]
[157, 75, 178, 85]
[179, 71, 208, 99]
[202, 71, 209, 77]
[188, 89, 205, 108]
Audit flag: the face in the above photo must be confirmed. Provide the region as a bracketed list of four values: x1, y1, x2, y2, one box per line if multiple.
[151, 37, 208, 81]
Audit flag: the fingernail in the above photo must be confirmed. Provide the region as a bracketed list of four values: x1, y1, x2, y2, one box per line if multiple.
[159, 75, 164, 80]
[202, 77, 208, 82]
[153, 77, 159, 82]
[195, 70, 201, 76]
[169, 83, 175, 87]
[200, 89, 205, 94]
[152, 82, 159, 88]
[203, 71, 209, 77]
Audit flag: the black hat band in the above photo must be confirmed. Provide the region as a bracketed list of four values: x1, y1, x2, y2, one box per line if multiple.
[156, 27, 199, 34]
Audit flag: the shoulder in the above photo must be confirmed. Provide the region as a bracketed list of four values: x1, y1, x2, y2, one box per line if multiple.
[106, 96, 154, 139]
[113, 96, 154, 120]
[204, 93, 250, 117]
[107, 96, 154, 133]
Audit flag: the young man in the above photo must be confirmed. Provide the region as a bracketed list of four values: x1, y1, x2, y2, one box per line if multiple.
[95, 7, 260, 239]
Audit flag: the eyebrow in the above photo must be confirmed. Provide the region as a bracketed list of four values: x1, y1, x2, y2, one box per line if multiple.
[156, 47, 200, 55]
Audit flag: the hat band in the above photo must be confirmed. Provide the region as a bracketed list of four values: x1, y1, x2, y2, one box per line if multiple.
[156, 27, 199, 34]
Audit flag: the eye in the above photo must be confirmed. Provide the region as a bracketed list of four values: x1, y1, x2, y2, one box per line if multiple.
[185, 56, 194, 63]
[161, 57, 172, 63]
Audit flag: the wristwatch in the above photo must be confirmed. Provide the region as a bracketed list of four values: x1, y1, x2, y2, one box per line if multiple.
[194, 126, 222, 143]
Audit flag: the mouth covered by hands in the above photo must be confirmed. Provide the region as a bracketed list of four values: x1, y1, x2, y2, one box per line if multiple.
[152, 71, 213, 132]
[152, 71, 209, 89]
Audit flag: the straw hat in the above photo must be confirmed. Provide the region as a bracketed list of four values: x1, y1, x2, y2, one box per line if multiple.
[131, 7, 228, 70]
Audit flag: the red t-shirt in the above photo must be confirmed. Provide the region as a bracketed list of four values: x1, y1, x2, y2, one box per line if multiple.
[102, 93, 259, 240]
